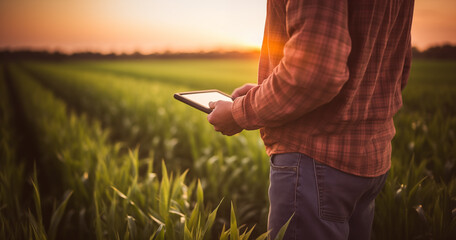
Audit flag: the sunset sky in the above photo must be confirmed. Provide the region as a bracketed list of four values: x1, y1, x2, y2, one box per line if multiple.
[0, 0, 455, 53]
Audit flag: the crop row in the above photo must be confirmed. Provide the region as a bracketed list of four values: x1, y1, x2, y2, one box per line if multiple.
[1, 64, 285, 239]
[58, 59, 259, 92]
[16, 60, 456, 239]
[21, 62, 271, 231]
[0, 65, 29, 238]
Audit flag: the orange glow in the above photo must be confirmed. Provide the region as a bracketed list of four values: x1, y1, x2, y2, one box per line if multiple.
[411, 0, 456, 50]
[0, 0, 454, 53]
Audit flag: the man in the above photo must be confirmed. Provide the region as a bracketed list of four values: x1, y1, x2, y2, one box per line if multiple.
[207, 0, 414, 239]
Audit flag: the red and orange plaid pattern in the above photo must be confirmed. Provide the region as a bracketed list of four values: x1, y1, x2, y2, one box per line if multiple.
[232, 0, 414, 177]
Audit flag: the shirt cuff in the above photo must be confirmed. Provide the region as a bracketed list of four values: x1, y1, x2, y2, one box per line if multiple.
[231, 96, 261, 130]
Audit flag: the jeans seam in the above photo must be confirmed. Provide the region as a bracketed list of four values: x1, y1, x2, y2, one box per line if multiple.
[312, 159, 321, 221]
[292, 154, 301, 240]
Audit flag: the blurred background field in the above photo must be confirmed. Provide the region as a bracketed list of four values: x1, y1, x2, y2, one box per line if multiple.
[1, 55, 455, 239]
[2, 0, 456, 238]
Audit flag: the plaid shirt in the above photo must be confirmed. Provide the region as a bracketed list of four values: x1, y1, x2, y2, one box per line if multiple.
[232, 0, 414, 177]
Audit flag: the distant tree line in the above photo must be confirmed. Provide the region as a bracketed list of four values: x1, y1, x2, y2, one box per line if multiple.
[0, 49, 261, 61]
[412, 44, 456, 59]
[1, 44, 456, 61]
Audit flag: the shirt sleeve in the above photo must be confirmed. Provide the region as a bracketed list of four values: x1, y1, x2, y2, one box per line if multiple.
[232, 0, 352, 130]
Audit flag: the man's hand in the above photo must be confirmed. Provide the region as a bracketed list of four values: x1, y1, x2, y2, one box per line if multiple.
[207, 101, 243, 136]
[231, 83, 257, 99]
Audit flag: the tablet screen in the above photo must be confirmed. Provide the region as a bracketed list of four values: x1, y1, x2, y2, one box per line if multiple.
[181, 91, 232, 109]
[174, 90, 233, 113]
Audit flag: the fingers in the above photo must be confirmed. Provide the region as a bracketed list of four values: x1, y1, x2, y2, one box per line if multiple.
[223, 130, 237, 136]
[207, 101, 219, 124]
[232, 85, 248, 98]
[207, 113, 213, 124]
[207, 114, 221, 132]
[221, 127, 242, 136]
[231, 87, 243, 99]
[209, 101, 216, 109]
[215, 127, 237, 136]
[206, 100, 242, 136]
[231, 83, 257, 99]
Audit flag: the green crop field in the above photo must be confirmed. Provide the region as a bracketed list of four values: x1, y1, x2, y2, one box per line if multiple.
[0, 58, 455, 239]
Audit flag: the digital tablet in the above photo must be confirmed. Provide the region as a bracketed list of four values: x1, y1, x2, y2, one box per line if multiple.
[174, 90, 233, 114]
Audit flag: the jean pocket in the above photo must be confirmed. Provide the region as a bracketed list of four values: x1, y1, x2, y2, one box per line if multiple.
[268, 153, 300, 238]
[270, 153, 300, 172]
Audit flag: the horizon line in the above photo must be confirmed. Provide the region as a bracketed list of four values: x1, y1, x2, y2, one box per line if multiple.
[1, 43, 455, 56]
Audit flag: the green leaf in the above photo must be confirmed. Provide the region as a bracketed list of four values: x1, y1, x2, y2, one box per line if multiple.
[31, 166, 43, 229]
[241, 225, 255, 240]
[171, 169, 188, 200]
[128, 148, 139, 182]
[169, 209, 185, 218]
[127, 215, 137, 240]
[230, 202, 239, 240]
[111, 186, 128, 200]
[274, 213, 294, 240]
[148, 209, 165, 226]
[93, 191, 103, 240]
[188, 203, 200, 230]
[159, 160, 170, 220]
[154, 224, 166, 240]
[184, 224, 193, 240]
[219, 224, 229, 240]
[408, 176, 427, 202]
[254, 231, 270, 240]
[27, 209, 47, 240]
[197, 179, 204, 209]
[48, 191, 73, 240]
[129, 199, 147, 225]
[202, 199, 222, 236]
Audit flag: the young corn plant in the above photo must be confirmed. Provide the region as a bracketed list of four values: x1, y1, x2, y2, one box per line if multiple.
[217, 202, 292, 240]
[6, 59, 455, 239]
[28, 166, 73, 240]
[0, 65, 29, 239]
[9, 63, 274, 239]
[22, 62, 271, 231]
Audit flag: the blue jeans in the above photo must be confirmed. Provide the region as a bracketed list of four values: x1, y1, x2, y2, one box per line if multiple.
[268, 153, 388, 240]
